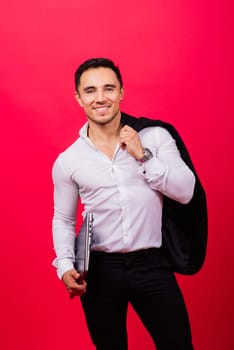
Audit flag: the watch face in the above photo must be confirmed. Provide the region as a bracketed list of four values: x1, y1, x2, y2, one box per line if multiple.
[140, 148, 153, 163]
[144, 148, 152, 159]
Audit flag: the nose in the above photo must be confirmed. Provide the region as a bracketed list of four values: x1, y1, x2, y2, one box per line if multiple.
[95, 89, 105, 102]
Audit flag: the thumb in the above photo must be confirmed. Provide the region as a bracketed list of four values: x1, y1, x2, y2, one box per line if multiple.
[70, 269, 80, 279]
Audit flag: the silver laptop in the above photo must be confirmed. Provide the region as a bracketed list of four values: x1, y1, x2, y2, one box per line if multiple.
[74, 213, 94, 281]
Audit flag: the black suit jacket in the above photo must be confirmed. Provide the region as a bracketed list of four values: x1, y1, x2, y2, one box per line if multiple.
[121, 112, 208, 275]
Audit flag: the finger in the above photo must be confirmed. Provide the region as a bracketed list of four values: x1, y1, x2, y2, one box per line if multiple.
[122, 125, 131, 131]
[70, 279, 87, 291]
[69, 285, 86, 297]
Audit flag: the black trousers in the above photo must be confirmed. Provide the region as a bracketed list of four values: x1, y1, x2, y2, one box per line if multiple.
[81, 248, 194, 350]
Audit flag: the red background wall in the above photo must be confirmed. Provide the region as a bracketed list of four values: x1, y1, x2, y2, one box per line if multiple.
[0, 1, 233, 349]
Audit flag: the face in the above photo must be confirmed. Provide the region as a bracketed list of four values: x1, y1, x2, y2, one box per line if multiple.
[75, 67, 124, 126]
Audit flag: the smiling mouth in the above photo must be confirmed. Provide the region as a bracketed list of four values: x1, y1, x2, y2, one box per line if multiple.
[93, 106, 110, 113]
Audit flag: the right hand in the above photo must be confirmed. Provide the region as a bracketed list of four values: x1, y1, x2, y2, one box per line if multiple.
[62, 269, 87, 298]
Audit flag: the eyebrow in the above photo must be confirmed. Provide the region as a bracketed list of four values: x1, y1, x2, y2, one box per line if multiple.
[83, 84, 117, 92]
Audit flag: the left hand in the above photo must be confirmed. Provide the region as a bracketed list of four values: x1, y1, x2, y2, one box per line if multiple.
[119, 125, 144, 160]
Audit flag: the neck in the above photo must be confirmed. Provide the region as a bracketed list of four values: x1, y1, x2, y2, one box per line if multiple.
[87, 116, 122, 160]
[88, 115, 122, 143]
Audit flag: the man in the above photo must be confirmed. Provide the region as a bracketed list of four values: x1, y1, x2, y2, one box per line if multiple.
[52, 58, 198, 350]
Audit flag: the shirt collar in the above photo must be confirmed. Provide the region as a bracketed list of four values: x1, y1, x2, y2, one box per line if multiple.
[79, 122, 89, 139]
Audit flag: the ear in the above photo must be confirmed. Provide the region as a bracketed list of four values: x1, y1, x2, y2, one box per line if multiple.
[120, 87, 124, 101]
[74, 91, 83, 107]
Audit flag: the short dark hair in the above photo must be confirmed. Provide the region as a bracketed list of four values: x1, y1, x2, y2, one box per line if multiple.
[74, 58, 123, 91]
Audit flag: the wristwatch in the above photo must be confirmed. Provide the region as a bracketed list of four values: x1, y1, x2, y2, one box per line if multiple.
[138, 148, 153, 163]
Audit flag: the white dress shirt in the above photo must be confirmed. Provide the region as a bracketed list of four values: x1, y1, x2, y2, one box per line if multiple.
[52, 123, 195, 278]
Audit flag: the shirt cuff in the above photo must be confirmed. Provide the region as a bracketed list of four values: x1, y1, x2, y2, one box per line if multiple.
[138, 157, 167, 177]
[53, 258, 75, 280]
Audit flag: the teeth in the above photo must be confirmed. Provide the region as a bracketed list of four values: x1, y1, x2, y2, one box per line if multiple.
[96, 107, 108, 111]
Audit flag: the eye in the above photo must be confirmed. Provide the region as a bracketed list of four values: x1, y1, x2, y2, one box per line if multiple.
[86, 89, 94, 94]
[105, 86, 114, 92]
